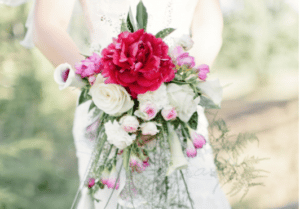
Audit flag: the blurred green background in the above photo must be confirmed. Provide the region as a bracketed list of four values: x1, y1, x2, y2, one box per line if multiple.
[0, 0, 298, 208]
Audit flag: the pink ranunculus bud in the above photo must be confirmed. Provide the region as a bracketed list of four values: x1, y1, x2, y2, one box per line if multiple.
[186, 139, 197, 158]
[161, 105, 177, 121]
[136, 102, 158, 121]
[100, 168, 110, 186]
[191, 132, 206, 149]
[119, 115, 139, 133]
[129, 153, 145, 173]
[196, 64, 210, 81]
[88, 75, 97, 85]
[143, 157, 150, 169]
[88, 178, 95, 188]
[106, 165, 120, 190]
[140, 122, 159, 135]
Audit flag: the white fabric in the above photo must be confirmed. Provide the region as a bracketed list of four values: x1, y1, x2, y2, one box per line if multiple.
[0, 0, 35, 48]
[0, 0, 29, 6]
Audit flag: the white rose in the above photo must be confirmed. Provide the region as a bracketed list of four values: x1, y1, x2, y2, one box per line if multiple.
[175, 34, 194, 51]
[137, 83, 169, 110]
[54, 63, 85, 90]
[140, 122, 160, 135]
[89, 74, 134, 116]
[166, 83, 200, 122]
[120, 115, 139, 133]
[104, 120, 136, 150]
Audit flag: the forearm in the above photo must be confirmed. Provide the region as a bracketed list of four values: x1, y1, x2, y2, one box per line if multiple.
[189, 0, 223, 67]
[33, 0, 84, 67]
[33, 24, 84, 67]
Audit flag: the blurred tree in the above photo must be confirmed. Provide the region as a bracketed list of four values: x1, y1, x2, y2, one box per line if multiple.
[215, 0, 298, 86]
[0, 4, 78, 209]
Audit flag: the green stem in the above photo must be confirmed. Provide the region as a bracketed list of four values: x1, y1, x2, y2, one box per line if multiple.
[180, 170, 194, 209]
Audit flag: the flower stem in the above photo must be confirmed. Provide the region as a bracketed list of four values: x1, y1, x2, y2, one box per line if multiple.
[180, 170, 194, 209]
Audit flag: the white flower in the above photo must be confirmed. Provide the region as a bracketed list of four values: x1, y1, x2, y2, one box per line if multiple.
[161, 105, 177, 121]
[134, 102, 158, 121]
[140, 122, 160, 135]
[104, 120, 136, 150]
[90, 74, 134, 116]
[175, 34, 194, 51]
[137, 83, 169, 110]
[54, 63, 85, 90]
[166, 83, 200, 122]
[120, 115, 139, 133]
[197, 79, 223, 107]
[166, 123, 188, 176]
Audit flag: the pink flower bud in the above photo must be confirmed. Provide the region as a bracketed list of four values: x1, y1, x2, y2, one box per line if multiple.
[191, 132, 206, 149]
[129, 154, 145, 173]
[120, 115, 139, 133]
[161, 105, 177, 121]
[196, 64, 210, 81]
[186, 139, 197, 158]
[88, 178, 95, 188]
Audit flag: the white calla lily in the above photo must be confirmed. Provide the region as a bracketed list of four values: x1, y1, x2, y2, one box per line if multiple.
[166, 123, 188, 176]
[54, 63, 85, 90]
[197, 79, 223, 107]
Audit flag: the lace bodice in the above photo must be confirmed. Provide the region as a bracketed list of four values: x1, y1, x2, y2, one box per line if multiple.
[79, 0, 199, 51]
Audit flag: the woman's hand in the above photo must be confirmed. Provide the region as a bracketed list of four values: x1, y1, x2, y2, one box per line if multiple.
[189, 0, 224, 66]
[33, 0, 85, 67]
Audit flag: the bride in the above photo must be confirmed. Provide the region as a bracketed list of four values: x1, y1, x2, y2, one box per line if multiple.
[2, 0, 230, 208]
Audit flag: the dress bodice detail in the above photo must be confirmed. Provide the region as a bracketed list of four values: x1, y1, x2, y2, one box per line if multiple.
[79, 0, 199, 51]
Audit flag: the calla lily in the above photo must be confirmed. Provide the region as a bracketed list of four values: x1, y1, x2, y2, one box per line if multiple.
[54, 63, 85, 90]
[197, 79, 223, 107]
[166, 123, 188, 176]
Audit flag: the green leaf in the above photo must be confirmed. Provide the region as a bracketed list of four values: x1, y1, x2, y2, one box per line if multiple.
[187, 111, 198, 130]
[199, 95, 220, 109]
[136, 1, 148, 30]
[120, 19, 128, 32]
[155, 28, 176, 39]
[123, 146, 132, 171]
[127, 7, 137, 32]
[88, 101, 96, 112]
[78, 88, 92, 106]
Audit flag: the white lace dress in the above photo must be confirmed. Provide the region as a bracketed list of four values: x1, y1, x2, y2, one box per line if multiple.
[73, 0, 231, 208]
[1, 0, 231, 208]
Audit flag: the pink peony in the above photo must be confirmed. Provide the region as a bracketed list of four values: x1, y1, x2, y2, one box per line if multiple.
[196, 64, 210, 81]
[75, 53, 102, 84]
[88, 178, 95, 188]
[186, 139, 197, 158]
[101, 29, 175, 98]
[171, 46, 195, 68]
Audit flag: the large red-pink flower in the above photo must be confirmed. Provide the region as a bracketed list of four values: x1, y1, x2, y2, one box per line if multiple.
[101, 29, 175, 98]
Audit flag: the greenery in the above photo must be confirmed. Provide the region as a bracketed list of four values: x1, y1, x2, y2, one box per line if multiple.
[0, 0, 297, 208]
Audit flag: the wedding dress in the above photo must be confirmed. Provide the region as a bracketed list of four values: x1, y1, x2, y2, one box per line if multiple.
[1, 0, 231, 208]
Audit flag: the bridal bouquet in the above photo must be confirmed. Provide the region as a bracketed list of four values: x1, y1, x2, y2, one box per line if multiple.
[54, 1, 223, 207]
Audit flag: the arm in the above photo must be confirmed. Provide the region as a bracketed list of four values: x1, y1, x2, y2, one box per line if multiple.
[189, 0, 223, 67]
[33, 0, 85, 67]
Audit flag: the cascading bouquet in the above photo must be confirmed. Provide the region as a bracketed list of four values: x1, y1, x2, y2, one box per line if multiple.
[54, 1, 224, 208]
